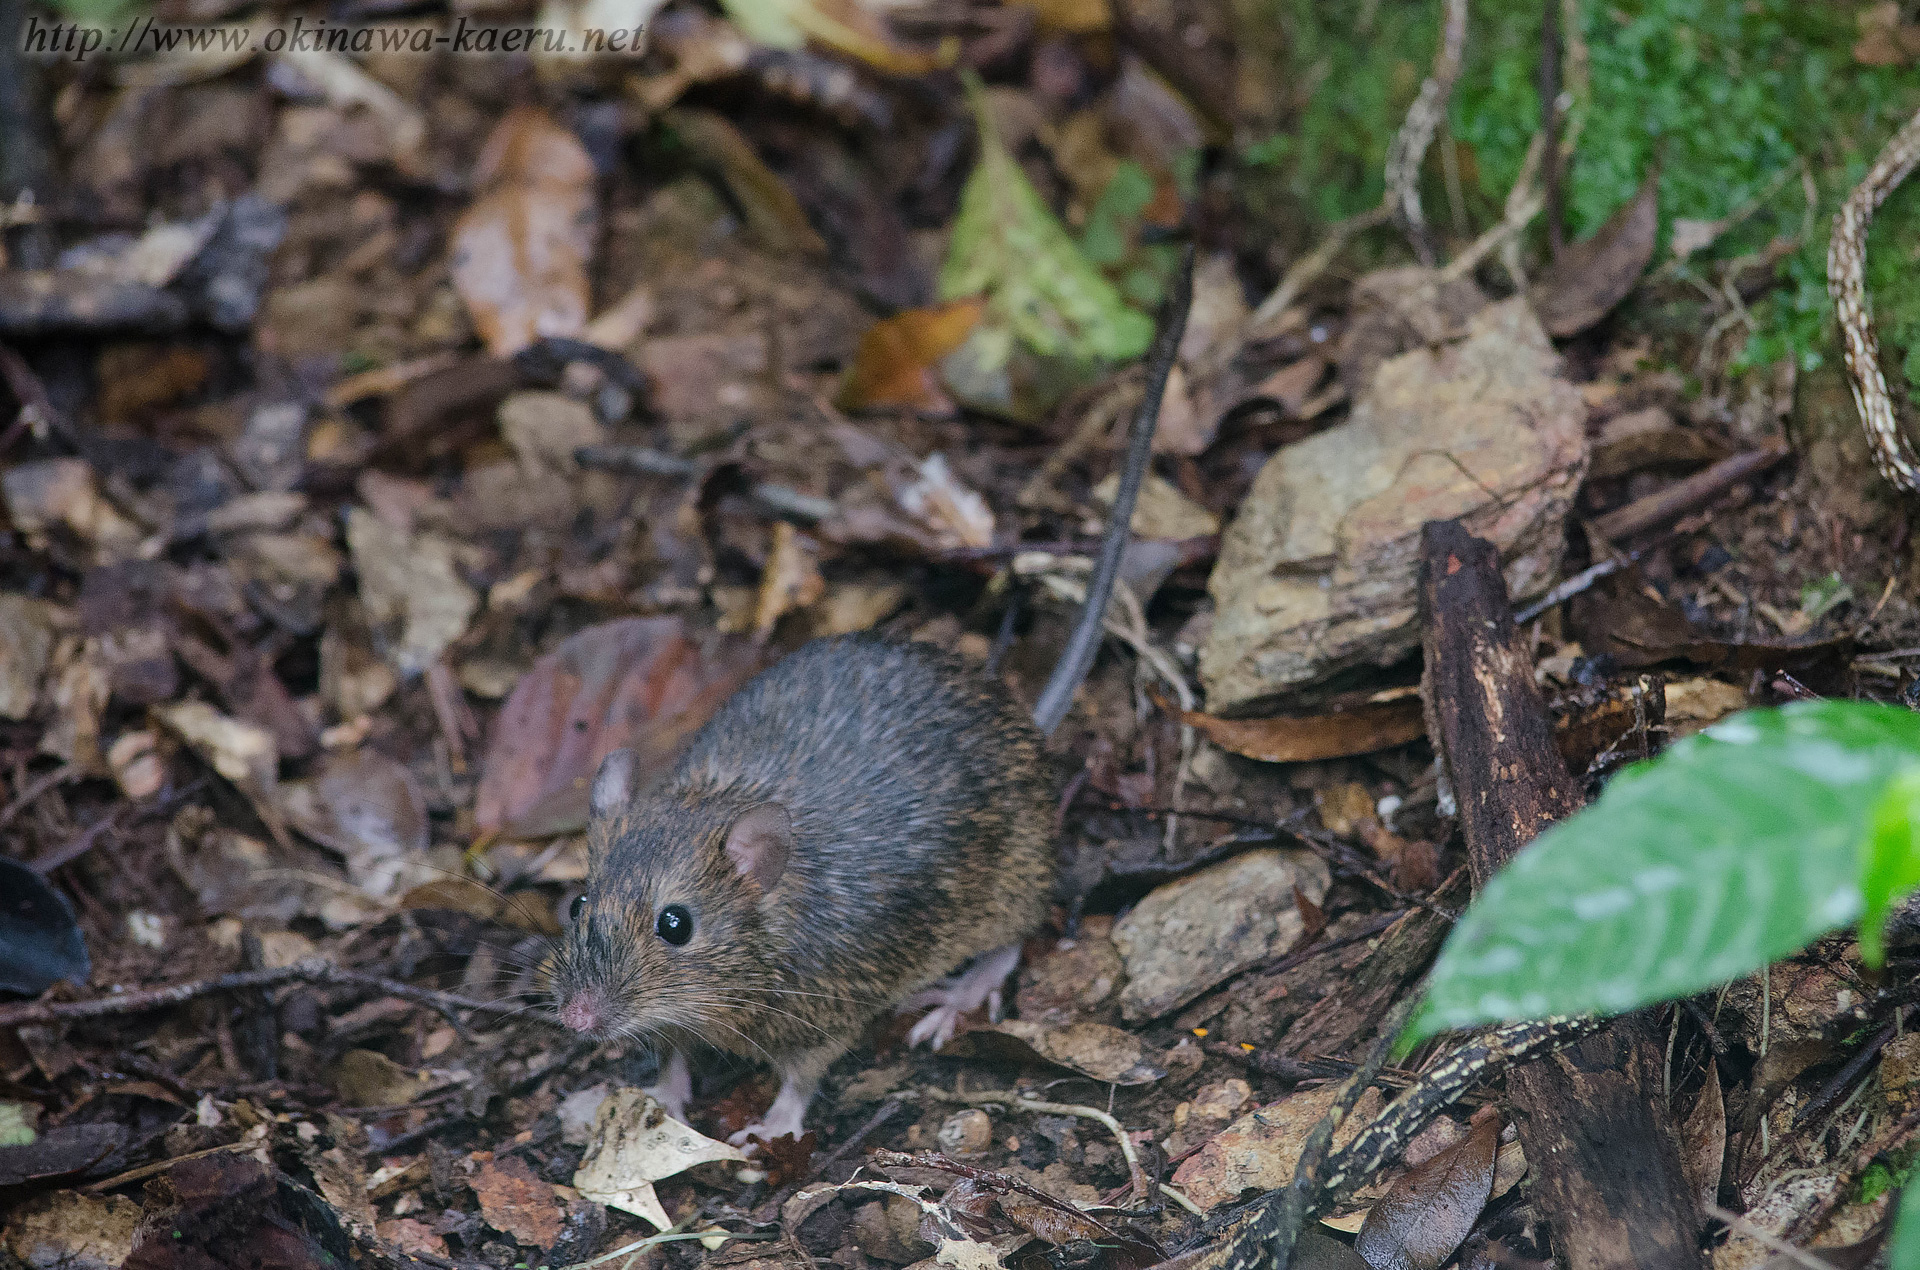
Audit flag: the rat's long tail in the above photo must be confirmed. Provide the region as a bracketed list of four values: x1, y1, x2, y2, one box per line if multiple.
[1029, 241, 1197, 739]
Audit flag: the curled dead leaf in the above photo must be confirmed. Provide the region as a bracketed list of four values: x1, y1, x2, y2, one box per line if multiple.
[1352, 1108, 1499, 1270]
[450, 109, 598, 357]
[839, 300, 986, 413]
[473, 1156, 565, 1248]
[1530, 172, 1659, 338]
[1181, 698, 1425, 764]
[474, 617, 761, 836]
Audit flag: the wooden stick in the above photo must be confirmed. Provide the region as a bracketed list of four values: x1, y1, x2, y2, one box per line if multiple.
[1418, 519, 1702, 1270]
[1591, 441, 1790, 541]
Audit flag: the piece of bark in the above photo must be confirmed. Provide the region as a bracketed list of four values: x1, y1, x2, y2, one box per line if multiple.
[1418, 519, 1702, 1270]
[1282, 870, 1468, 1059]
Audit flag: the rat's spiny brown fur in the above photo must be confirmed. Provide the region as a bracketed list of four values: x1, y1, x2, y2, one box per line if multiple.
[549, 635, 1054, 1078]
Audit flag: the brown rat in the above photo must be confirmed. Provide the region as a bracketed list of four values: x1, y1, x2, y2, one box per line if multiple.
[548, 247, 1193, 1144]
[549, 635, 1054, 1143]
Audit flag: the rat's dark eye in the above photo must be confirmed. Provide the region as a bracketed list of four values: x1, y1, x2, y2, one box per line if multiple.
[655, 904, 693, 945]
[570, 894, 586, 922]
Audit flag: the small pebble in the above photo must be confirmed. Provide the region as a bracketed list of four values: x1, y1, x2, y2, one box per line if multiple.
[937, 1109, 992, 1155]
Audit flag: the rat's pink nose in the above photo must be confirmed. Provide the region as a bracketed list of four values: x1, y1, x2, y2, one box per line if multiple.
[559, 992, 602, 1033]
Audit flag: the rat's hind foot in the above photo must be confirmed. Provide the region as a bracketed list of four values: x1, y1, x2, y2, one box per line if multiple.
[901, 942, 1023, 1050]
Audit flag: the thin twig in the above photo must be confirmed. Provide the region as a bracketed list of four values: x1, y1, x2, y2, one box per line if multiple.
[1703, 1204, 1835, 1270]
[1384, 0, 1469, 263]
[0, 762, 78, 833]
[1591, 441, 1791, 542]
[933, 1088, 1152, 1208]
[0, 958, 543, 1035]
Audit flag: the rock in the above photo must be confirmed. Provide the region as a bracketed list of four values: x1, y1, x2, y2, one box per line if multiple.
[936, 1110, 992, 1156]
[1201, 296, 1586, 710]
[0, 594, 61, 720]
[850, 1196, 934, 1265]
[1092, 471, 1219, 539]
[4, 1191, 141, 1270]
[1173, 1085, 1383, 1210]
[1109, 849, 1330, 1021]
[1015, 915, 1126, 1025]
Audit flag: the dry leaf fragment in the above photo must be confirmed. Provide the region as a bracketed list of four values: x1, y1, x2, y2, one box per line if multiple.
[1679, 1061, 1725, 1213]
[1172, 1085, 1383, 1209]
[750, 522, 826, 640]
[897, 453, 994, 550]
[949, 1020, 1165, 1085]
[153, 701, 276, 792]
[838, 300, 986, 413]
[473, 617, 761, 835]
[1091, 471, 1218, 539]
[3, 1191, 141, 1270]
[667, 108, 828, 258]
[275, 49, 428, 173]
[1, 459, 143, 565]
[344, 508, 478, 679]
[0, 595, 62, 720]
[1182, 698, 1426, 764]
[718, 0, 949, 74]
[1353, 1108, 1499, 1270]
[450, 109, 598, 357]
[473, 1156, 565, 1248]
[572, 1089, 745, 1231]
[1530, 172, 1659, 338]
[278, 748, 431, 899]
[330, 1050, 424, 1108]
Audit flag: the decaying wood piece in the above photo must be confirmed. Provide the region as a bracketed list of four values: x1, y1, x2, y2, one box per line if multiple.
[1282, 870, 1468, 1059]
[1418, 518, 1702, 1270]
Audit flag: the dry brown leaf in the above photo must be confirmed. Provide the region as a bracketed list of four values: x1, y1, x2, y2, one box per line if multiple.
[838, 300, 986, 413]
[1352, 1107, 1499, 1270]
[1246, 356, 1331, 415]
[667, 108, 828, 258]
[1008, 0, 1110, 34]
[947, 1019, 1165, 1085]
[750, 522, 826, 640]
[1680, 1061, 1725, 1213]
[1530, 171, 1659, 338]
[450, 108, 597, 357]
[473, 617, 761, 835]
[1181, 698, 1425, 764]
[330, 1050, 424, 1108]
[3, 1191, 141, 1270]
[473, 1156, 564, 1249]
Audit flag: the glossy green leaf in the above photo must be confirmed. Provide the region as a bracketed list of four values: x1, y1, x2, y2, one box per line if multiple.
[939, 73, 1154, 367]
[1896, 1184, 1920, 1270]
[1861, 768, 1920, 969]
[1408, 701, 1920, 1044]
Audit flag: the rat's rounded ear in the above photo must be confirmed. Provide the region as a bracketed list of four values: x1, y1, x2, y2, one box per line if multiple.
[589, 749, 637, 820]
[723, 803, 793, 891]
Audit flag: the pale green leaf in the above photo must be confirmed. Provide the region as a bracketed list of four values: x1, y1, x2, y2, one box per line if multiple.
[715, 0, 804, 49]
[1861, 768, 1920, 968]
[939, 73, 1154, 366]
[1896, 1185, 1920, 1270]
[1408, 701, 1920, 1044]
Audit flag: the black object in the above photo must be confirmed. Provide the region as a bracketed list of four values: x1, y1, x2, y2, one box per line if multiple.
[0, 855, 90, 995]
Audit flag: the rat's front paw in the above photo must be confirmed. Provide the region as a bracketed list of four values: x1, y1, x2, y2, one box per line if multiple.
[900, 943, 1023, 1051]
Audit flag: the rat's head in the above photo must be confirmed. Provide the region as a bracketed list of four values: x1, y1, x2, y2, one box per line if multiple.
[549, 748, 794, 1042]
